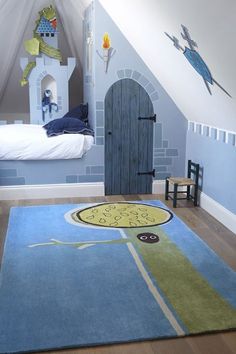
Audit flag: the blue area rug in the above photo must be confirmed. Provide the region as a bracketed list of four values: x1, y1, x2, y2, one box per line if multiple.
[0, 201, 236, 353]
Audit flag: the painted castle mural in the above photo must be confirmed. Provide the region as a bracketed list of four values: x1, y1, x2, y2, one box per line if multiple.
[20, 5, 75, 125]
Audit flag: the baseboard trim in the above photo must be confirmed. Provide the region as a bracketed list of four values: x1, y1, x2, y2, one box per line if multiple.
[1, 181, 235, 234]
[1, 181, 164, 201]
[152, 180, 165, 194]
[0, 182, 105, 200]
[200, 192, 236, 234]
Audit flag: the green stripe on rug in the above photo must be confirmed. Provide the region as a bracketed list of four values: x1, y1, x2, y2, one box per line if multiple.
[125, 226, 236, 333]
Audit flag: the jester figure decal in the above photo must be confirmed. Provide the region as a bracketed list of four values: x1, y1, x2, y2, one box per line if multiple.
[42, 89, 58, 122]
[165, 25, 231, 97]
[20, 5, 62, 86]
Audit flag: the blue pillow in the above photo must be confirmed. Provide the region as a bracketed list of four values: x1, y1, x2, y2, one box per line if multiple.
[43, 117, 94, 137]
[63, 103, 88, 121]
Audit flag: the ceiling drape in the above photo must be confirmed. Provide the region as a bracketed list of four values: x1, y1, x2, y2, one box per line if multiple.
[55, 0, 88, 79]
[0, 0, 36, 105]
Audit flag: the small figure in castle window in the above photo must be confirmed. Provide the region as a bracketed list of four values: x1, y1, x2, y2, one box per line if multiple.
[42, 89, 58, 122]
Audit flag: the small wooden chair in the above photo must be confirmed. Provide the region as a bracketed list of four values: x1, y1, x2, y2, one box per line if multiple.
[165, 160, 200, 208]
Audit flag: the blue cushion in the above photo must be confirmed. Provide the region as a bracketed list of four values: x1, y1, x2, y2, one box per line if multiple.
[63, 103, 88, 121]
[43, 117, 94, 137]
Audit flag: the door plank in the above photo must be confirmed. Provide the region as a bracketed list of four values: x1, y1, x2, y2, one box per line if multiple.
[129, 79, 139, 194]
[105, 86, 113, 195]
[120, 79, 130, 194]
[112, 80, 122, 194]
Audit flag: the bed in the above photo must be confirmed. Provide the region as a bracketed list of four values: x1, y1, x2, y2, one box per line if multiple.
[0, 124, 94, 160]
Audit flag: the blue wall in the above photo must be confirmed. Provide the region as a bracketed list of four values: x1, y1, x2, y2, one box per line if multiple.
[186, 123, 236, 214]
[84, 0, 188, 182]
[0, 146, 104, 186]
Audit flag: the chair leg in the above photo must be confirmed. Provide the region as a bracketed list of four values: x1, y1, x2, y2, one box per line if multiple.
[173, 183, 178, 208]
[194, 185, 198, 206]
[165, 178, 169, 200]
[187, 185, 190, 200]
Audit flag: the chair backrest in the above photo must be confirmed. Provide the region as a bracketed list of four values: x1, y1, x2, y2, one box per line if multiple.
[187, 160, 200, 185]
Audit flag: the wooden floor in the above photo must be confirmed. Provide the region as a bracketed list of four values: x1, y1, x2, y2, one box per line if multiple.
[0, 194, 236, 354]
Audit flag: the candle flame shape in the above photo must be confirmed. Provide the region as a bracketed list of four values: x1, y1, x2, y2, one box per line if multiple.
[102, 33, 111, 49]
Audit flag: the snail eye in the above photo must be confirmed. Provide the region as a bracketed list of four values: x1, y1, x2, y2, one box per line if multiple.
[140, 236, 147, 240]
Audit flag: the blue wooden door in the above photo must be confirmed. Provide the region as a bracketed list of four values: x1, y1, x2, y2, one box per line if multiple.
[105, 78, 154, 195]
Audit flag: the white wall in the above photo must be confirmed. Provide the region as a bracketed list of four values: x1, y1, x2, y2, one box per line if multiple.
[99, 0, 236, 131]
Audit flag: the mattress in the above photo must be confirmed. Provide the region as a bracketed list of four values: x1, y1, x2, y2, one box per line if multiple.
[0, 124, 94, 160]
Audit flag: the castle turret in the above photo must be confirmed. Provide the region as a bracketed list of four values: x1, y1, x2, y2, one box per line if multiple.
[20, 5, 76, 125]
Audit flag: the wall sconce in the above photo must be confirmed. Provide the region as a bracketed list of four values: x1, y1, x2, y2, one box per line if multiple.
[96, 33, 116, 73]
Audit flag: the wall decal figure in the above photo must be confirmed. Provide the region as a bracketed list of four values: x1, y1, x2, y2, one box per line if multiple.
[42, 89, 58, 122]
[165, 25, 231, 97]
[96, 32, 116, 73]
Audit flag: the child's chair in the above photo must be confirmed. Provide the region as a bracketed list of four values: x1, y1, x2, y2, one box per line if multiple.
[165, 160, 200, 208]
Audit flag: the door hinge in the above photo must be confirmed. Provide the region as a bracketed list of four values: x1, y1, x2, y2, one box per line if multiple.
[137, 169, 155, 177]
[138, 114, 156, 122]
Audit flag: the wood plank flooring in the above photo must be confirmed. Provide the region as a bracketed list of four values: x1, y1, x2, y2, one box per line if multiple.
[0, 194, 235, 354]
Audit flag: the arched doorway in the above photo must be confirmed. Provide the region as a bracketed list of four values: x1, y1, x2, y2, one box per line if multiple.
[105, 78, 155, 195]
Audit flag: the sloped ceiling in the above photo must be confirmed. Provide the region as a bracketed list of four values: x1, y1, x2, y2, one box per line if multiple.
[1, 0, 235, 131]
[99, 0, 236, 131]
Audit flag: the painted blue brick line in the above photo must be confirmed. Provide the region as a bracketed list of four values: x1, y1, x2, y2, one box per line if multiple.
[228, 133, 236, 146]
[138, 75, 149, 87]
[154, 157, 172, 165]
[145, 83, 155, 95]
[96, 101, 104, 110]
[203, 126, 210, 136]
[150, 92, 159, 101]
[156, 172, 171, 180]
[196, 124, 202, 134]
[163, 140, 168, 148]
[96, 111, 104, 127]
[86, 166, 91, 175]
[117, 70, 125, 79]
[0, 177, 25, 186]
[219, 130, 226, 143]
[0, 169, 17, 177]
[155, 152, 165, 157]
[91, 166, 104, 174]
[125, 69, 132, 78]
[66, 175, 78, 183]
[78, 175, 104, 183]
[166, 149, 178, 157]
[155, 148, 165, 153]
[211, 128, 218, 140]
[96, 137, 104, 145]
[96, 127, 104, 137]
[189, 122, 195, 131]
[132, 71, 141, 81]
[155, 123, 163, 148]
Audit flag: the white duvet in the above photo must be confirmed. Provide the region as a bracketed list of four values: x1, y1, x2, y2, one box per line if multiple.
[0, 124, 94, 160]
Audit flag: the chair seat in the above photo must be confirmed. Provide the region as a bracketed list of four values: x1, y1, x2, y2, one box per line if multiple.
[167, 177, 195, 186]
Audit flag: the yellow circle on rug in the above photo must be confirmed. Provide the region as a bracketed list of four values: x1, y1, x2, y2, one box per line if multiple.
[72, 202, 172, 228]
